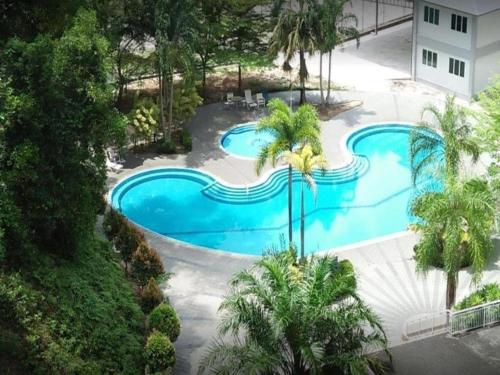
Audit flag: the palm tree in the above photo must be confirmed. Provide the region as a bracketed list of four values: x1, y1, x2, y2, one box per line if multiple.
[155, 0, 198, 142]
[269, 0, 318, 104]
[317, 0, 359, 104]
[256, 99, 322, 245]
[410, 178, 496, 309]
[282, 144, 327, 260]
[409, 95, 480, 184]
[199, 250, 389, 375]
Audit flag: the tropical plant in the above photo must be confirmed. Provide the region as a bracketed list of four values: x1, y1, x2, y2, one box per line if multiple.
[145, 331, 176, 373]
[172, 83, 203, 128]
[115, 222, 146, 272]
[282, 144, 327, 260]
[199, 250, 389, 375]
[409, 95, 480, 184]
[129, 100, 159, 144]
[269, 0, 318, 104]
[149, 302, 181, 342]
[410, 178, 496, 309]
[454, 283, 500, 311]
[255, 99, 322, 245]
[154, 0, 199, 142]
[317, 0, 359, 104]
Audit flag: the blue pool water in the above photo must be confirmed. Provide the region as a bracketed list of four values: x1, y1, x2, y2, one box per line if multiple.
[111, 124, 428, 255]
[221, 123, 275, 158]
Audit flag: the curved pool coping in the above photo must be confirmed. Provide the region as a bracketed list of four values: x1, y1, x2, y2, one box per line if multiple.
[218, 122, 262, 160]
[109, 121, 420, 256]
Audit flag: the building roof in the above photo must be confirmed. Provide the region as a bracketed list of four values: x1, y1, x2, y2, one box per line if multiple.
[426, 0, 500, 15]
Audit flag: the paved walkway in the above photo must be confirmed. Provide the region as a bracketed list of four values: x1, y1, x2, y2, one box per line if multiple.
[108, 90, 500, 374]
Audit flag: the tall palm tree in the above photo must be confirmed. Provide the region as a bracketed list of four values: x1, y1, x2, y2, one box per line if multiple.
[410, 178, 496, 309]
[155, 0, 198, 142]
[269, 0, 318, 104]
[256, 99, 322, 245]
[199, 250, 389, 375]
[317, 0, 359, 104]
[282, 144, 327, 260]
[409, 95, 480, 184]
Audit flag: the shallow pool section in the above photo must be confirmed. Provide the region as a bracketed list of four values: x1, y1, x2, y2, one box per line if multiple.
[220, 123, 275, 158]
[111, 124, 428, 255]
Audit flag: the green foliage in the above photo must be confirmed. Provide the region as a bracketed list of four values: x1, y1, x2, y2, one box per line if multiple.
[182, 129, 193, 151]
[409, 95, 479, 184]
[142, 277, 164, 313]
[0, 9, 126, 258]
[130, 99, 159, 142]
[115, 222, 146, 269]
[199, 251, 388, 374]
[0, 237, 144, 374]
[156, 140, 177, 154]
[172, 84, 203, 127]
[144, 331, 176, 373]
[454, 283, 500, 310]
[148, 303, 181, 342]
[410, 178, 496, 308]
[103, 207, 127, 241]
[131, 242, 165, 287]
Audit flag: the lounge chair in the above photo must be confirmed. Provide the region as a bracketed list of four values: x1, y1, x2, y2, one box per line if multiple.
[224, 92, 234, 107]
[256, 93, 265, 108]
[244, 89, 257, 110]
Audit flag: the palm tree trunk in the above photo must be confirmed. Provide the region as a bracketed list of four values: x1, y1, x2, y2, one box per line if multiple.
[238, 63, 242, 92]
[288, 164, 293, 244]
[168, 71, 174, 142]
[446, 272, 458, 310]
[299, 50, 306, 104]
[159, 72, 166, 141]
[300, 177, 305, 260]
[326, 50, 332, 103]
[319, 53, 324, 105]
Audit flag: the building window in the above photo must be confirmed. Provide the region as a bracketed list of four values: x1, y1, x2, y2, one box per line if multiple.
[424, 6, 439, 25]
[449, 58, 465, 77]
[422, 49, 438, 68]
[451, 14, 467, 33]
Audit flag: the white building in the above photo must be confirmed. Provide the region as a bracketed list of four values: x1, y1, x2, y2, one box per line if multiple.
[411, 0, 500, 97]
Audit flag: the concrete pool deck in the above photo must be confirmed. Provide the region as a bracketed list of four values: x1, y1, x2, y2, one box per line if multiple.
[107, 90, 500, 374]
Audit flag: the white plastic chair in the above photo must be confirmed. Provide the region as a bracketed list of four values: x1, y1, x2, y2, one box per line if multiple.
[224, 92, 234, 107]
[244, 89, 257, 110]
[256, 93, 265, 108]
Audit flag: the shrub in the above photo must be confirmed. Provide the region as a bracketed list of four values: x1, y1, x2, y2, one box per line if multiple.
[129, 101, 159, 144]
[156, 140, 176, 155]
[181, 129, 192, 152]
[115, 222, 145, 270]
[103, 207, 126, 241]
[144, 331, 175, 373]
[454, 283, 500, 310]
[141, 277, 164, 313]
[131, 242, 165, 288]
[148, 303, 181, 342]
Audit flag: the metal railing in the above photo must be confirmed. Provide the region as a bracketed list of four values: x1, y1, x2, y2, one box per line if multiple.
[449, 300, 500, 335]
[404, 299, 500, 341]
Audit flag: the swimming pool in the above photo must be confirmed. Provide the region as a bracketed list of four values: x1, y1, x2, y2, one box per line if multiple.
[111, 124, 429, 256]
[220, 123, 274, 158]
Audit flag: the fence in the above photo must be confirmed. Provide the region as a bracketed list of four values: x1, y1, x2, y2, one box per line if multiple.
[404, 299, 500, 341]
[449, 300, 500, 335]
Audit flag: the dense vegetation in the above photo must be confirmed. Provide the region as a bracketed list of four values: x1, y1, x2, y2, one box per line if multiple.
[454, 283, 500, 311]
[200, 249, 389, 374]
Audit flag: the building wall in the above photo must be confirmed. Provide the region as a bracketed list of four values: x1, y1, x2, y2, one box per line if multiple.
[476, 9, 500, 48]
[474, 50, 500, 93]
[414, 0, 475, 96]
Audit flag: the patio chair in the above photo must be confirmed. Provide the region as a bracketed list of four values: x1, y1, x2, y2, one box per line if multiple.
[244, 89, 257, 110]
[256, 92, 265, 108]
[224, 92, 234, 107]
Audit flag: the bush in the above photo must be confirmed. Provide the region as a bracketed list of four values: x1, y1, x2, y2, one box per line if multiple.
[148, 303, 181, 342]
[156, 140, 176, 154]
[454, 283, 500, 310]
[103, 207, 126, 241]
[181, 129, 192, 152]
[141, 277, 164, 313]
[131, 242, 165, 288]
[115, 222, 145, 269]
[144, 331, 176, 373]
